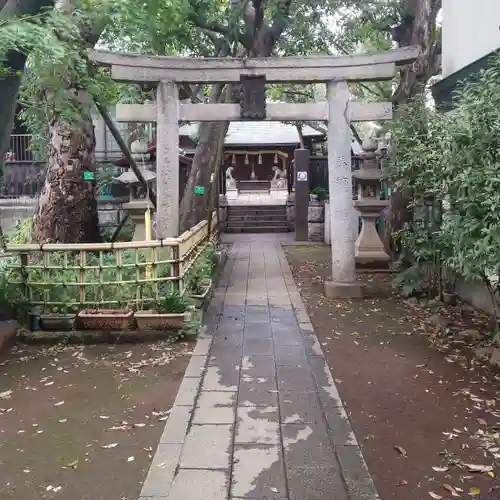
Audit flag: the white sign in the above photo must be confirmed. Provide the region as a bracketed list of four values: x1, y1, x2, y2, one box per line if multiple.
[297, 171, 308, 182]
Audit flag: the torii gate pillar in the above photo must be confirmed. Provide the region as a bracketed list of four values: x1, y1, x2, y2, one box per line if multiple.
[324, 80, 363, 298]
[156, 80, 179, 239]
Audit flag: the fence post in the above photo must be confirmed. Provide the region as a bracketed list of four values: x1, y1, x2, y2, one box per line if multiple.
[171, 244, 181, 294]
[20, 252, 29, 325]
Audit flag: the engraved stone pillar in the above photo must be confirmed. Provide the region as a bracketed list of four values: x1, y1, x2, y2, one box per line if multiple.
[156, 81, 179, 239]
[324, 80, 363, 298]
[352, 141, 389, 266]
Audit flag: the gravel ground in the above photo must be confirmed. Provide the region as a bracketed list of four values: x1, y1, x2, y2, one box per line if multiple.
[0, 339, 193, 500]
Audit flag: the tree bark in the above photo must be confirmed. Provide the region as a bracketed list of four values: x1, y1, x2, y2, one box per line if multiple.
[179, 116, 228, 232]
[385, 0, 441, 256]
[0, 0, 54, 166]
[32, 95, 101, 243]
[392, 0, 441, 106]
[31, 0, 107, 243]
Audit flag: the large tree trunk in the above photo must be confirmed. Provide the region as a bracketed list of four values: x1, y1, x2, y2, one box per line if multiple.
[179, 122, 228, 232]
[32, 98, 101, 243]
[385, 0, 441, 256]
[0, 0, 54, 164]
[30, 0, 106, 243]
[178, 3, 291, 232]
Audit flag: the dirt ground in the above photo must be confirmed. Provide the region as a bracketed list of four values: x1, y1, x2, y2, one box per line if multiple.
[0, 339, 193, 500]
[284, 245, 500, 500]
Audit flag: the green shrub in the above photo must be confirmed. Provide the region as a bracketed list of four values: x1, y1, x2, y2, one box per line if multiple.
[185, 244, 217, 295]
[157, 293, 189, 313]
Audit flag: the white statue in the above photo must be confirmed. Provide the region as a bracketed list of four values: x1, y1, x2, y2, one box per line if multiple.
[225, 166, 236, 188]
[271, 165, 287, 189]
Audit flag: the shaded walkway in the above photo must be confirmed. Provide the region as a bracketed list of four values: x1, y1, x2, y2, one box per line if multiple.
[139, 234, 379, 500]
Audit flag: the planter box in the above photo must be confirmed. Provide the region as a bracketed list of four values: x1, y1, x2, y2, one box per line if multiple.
[189, 279, 213, 309]
[78, 309, 134, 330]
[134, 311, 191, 331]
[40, 314, 75, 331]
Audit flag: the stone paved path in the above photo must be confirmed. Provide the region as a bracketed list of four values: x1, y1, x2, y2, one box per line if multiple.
[139, 234, 379, 500]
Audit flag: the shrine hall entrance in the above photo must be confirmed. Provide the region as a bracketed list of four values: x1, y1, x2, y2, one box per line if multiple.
[218, 121, 306, 211]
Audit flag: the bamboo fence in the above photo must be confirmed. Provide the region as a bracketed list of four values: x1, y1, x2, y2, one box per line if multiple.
[4, 213, 218, 313]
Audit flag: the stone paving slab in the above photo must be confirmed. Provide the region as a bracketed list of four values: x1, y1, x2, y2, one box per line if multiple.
[138, 234, 380, 500]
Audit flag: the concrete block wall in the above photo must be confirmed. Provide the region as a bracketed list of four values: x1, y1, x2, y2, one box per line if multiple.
[0, 198, 124, 236]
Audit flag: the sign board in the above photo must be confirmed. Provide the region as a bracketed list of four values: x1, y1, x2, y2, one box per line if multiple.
[83, 171, 95, 181]
[297, 171, 308, 182]
[194, 185, 205, 195]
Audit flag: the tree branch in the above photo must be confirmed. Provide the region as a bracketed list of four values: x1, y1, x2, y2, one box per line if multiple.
[270, 0, 293, 39]
[188, 11, 253, 50]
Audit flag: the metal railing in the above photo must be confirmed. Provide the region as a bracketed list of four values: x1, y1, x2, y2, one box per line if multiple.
[4, 214, 218, 314]
[0, 162, 128, 199]
[6, 134, 129, 164]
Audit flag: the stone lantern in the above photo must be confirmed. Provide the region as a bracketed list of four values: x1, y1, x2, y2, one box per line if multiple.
[351, 140, 389, 266]
[115, 168, 156, 241]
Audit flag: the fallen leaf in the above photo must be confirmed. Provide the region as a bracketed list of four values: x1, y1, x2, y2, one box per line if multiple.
[67, 460, 78, 469]
[429, 492, 442, 499]
[99, 415, 110, 419]
[46, 485, 62, 492]
[101, 443, 118, 449]
[432, 466, 449, 472]
[396, 479, 408, 487]
[470, 487, 481, 496]
[127, 456, 134, 462]
[134, 423, 146, 428]
[58, 419, 67, 423]
[53, 401, 64, 407]
[394, 445, 408, 458]
[0, 390, 12, 399]
[464, 463, 493, 473]
[443, 484, 459, 497]
[270, 487, 278, 493]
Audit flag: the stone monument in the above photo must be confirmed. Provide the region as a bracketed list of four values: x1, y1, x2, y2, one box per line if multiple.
[271, 165, 287, 190]
[225, 166, 236, 189]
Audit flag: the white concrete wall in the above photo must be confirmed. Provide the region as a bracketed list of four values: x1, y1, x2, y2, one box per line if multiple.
[442, 0, 500, 77]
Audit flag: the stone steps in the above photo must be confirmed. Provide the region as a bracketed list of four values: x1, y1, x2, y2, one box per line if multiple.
[226, 205, 289, 234]
[225, 225, 290, 233]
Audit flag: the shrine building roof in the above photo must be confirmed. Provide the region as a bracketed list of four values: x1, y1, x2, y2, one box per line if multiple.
[179, 121, 324, 146]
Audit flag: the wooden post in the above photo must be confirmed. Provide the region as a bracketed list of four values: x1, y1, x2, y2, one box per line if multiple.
[156, 81, 179, 239]
[294, 149, 310, 241]
[324, 80, 363, 298]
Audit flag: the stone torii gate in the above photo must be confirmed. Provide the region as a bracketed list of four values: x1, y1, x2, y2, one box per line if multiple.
[90, 47, 418, 298]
